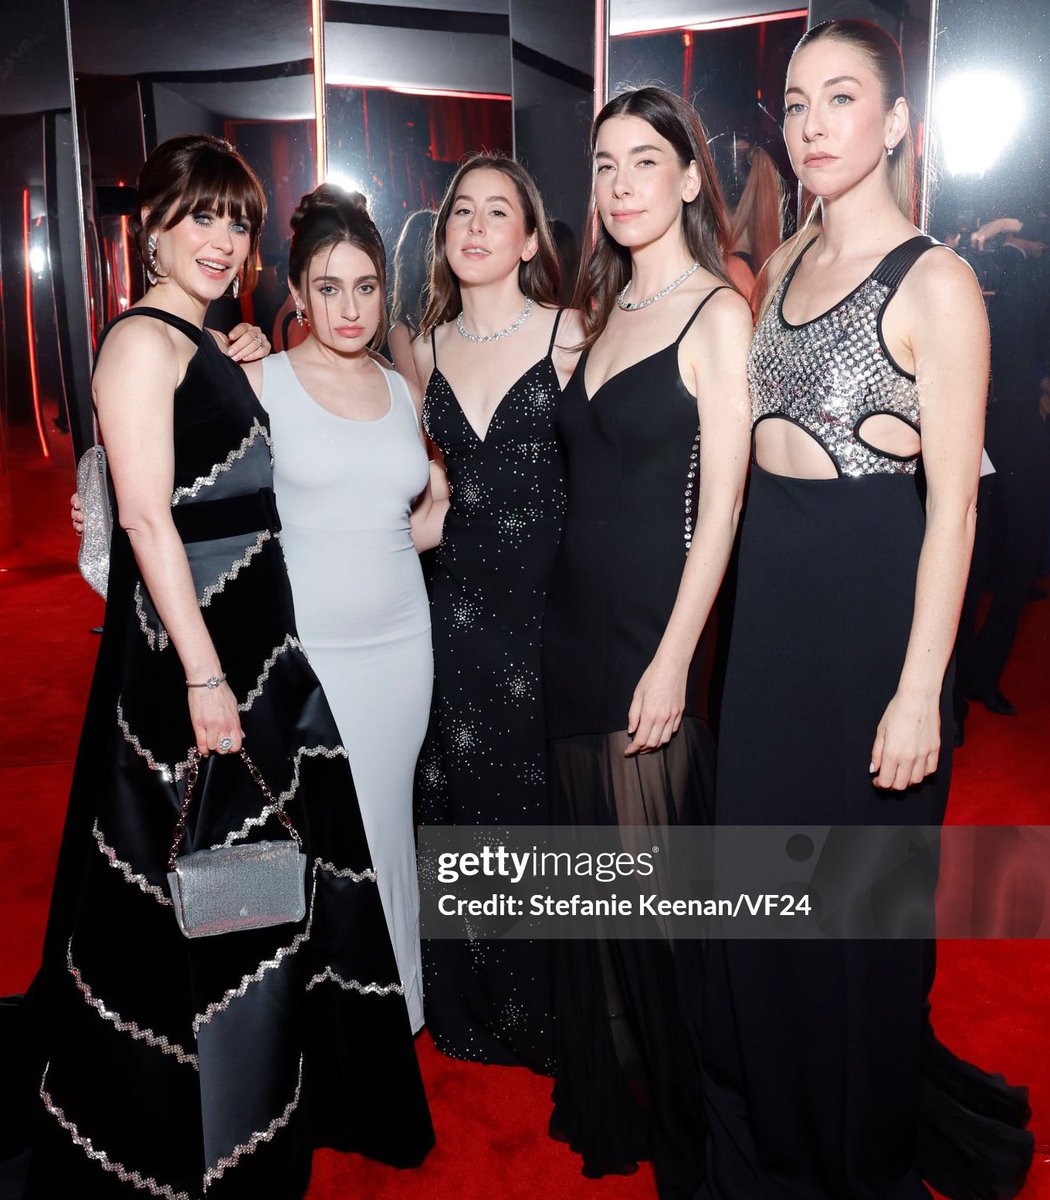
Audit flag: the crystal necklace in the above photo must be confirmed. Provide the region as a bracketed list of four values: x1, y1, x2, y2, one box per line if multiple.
[456, 297, 535, 343]
[617, 261, 701, 311]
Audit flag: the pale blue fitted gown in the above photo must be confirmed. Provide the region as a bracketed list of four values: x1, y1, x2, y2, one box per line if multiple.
[262, 351, 431, 1032]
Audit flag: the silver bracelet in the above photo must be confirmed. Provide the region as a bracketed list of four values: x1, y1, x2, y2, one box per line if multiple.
[186, 674, 226, 690]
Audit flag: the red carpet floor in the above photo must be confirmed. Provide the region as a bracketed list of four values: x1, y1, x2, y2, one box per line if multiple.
[1, 444, 1047, 1198]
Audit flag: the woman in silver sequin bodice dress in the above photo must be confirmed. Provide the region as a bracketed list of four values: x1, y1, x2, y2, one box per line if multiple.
[411, 155, 583, 1073]
[699, 21, 1033, 1200]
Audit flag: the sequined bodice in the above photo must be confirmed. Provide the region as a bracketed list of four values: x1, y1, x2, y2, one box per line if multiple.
[748, 235, 936, 477]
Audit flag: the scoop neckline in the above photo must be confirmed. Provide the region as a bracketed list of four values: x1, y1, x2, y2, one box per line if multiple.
[281, 351, 395, 424]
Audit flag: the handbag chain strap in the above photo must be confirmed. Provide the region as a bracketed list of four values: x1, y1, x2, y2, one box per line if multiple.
[167, 747, 303, 872]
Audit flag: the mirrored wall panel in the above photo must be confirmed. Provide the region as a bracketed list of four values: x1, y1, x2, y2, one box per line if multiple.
[0, 0, 87, 555]
[511, 0, 596, 267]
[926, 0, 1047, 249]
[68, 0, 318, 359]
[322, 0, 513, 262]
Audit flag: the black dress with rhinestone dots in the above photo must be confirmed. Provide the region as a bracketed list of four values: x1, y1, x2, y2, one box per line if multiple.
[540, 292, 725, 1199]
[18, 309, 433, 1199]
[700, 237, 1033, 1199]
[416, 309, 567, 1072]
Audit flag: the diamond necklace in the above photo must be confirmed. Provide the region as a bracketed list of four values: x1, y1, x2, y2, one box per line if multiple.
[456, 297, 535, 343]
[617, 261, 701, 311]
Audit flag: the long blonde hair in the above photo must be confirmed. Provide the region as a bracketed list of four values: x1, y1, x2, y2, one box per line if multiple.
[758, 19, 917, 321]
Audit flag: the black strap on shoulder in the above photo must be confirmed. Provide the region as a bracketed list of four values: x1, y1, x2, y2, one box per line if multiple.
[871, 235, 939, 291]
[94, 306, 203, 361]
[431, 326, 439, 369]
[547, 307, 565, 357]
[675, 286, 730, 345]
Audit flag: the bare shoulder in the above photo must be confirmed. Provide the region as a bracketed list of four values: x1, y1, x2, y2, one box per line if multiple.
[894, 244, 985, 346]
[901, 243, 981, 304]
[94, 315, 181, 390]
[689, 284, 753, 345]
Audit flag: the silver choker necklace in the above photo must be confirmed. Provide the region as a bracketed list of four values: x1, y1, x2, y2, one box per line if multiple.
[617, 262, 701, 311]
[456, 297, 535, 343]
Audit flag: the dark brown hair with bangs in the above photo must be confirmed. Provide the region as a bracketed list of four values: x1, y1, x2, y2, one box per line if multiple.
[420, 153, 560, 338]
[130, 134, 267, 296]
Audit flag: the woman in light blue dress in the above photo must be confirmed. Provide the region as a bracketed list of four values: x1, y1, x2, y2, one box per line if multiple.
[243, 186, 447, 1032]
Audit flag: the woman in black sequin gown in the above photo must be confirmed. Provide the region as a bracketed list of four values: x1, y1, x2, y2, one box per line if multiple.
[17, 136, 433, 1199]
[411, 155, 583, 1072]
[700, 23, 1033, 1199]
[541, 89, 753, 1197]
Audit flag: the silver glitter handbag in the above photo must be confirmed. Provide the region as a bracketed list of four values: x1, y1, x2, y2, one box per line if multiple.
[75, 443, 112, 598]
[167, 748, 307, 939]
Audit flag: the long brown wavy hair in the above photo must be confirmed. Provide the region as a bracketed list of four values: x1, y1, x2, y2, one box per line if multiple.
[730, 147, 786, 276]
[419, 153, 560, 339]
[757, 19, 918, 321]
[573, 86, 732, 348]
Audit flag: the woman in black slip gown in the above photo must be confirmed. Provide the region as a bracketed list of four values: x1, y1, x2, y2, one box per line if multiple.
[541, 87, 753, 1198]
[410, 154, 583, 1073]
[700, 21, 1033, 1200]
[19, 134, 433, 1199]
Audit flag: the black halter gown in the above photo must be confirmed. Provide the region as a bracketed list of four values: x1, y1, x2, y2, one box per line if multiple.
[18, 308, 434, 1199]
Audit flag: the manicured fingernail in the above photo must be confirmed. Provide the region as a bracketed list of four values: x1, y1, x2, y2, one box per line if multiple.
[869, 761, 876, 772]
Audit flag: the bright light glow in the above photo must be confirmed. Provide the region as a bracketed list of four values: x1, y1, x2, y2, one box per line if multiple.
[936, 70, 1024, 176]
[29, 246, 46, 274]
[325, 171, 366, 198]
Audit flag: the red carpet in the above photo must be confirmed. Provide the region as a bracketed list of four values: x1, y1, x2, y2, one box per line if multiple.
[1, 445, 1047, 1198]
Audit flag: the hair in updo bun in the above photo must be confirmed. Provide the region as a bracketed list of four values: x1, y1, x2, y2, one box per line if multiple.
[288, 183, 388, 348]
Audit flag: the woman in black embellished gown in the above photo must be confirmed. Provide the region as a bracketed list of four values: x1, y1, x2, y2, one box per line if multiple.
[700, 22, 1033, 1199]
[411, 154, 582, 1073]
[541, 89, 753, 1197]
[20, 135, 433, 1198]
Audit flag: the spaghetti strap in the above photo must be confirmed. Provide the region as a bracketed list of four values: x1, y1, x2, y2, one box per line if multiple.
[675, 287, 729, 345]
[432, 327, 439, 369]
[547, 308, 565, 357]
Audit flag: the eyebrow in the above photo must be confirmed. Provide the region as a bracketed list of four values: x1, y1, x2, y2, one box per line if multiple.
[313, 274, 379, 285]
[786, 75, 862, 97]
[453, 194, 515, 205]
[595, 144, 664, 159]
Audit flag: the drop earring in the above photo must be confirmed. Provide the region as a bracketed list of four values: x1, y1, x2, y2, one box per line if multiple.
[231, 274, 240, 300]
[294, 301, 304, 326]
[146, 233, 159, 285]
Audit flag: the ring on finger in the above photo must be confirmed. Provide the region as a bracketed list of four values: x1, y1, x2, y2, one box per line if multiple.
[217, 736, 233, 753]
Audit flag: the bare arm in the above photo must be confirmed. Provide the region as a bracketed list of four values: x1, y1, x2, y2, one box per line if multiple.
[399, 370, 449, 552]
[95, 320, 242, 756]
[389, 322, 422, 393]
[870, 250, 987, 790]
[626, 289, 753, 754]
[411, 329, 436, 394]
